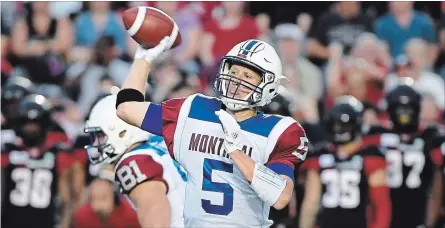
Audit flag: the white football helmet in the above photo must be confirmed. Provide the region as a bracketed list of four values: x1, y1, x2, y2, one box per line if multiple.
[84, 95, 151, 164]
[214, 39, 287, 111]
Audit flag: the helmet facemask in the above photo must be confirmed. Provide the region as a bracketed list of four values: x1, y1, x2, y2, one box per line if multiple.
[215, 56, 277, 111]
[84, 127, 122, 165]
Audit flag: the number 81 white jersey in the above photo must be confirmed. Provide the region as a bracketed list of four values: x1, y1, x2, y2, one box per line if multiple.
[114, 137, 187, 228]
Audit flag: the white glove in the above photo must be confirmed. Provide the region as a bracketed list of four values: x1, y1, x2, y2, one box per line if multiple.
[215, 109, 243, 153]
[134, 36, 173, 63]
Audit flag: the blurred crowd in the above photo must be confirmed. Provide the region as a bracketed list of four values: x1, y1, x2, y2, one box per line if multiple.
[1, 1, 445, 228]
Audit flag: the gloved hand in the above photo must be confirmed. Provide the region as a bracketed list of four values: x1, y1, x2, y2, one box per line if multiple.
[134, 36, 173, 63]
[215, 109, 243, 153]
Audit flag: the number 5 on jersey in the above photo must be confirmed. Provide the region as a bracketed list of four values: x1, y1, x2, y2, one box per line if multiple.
[201, 158, 234, 215]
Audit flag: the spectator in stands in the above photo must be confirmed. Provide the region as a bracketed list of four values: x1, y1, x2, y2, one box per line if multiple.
[326, 33, 390, 109]
[74, 168, 140, 228]
[420, 93, 441, 126]
[375, 2, 438, 65]
[436, 2, 445, 78]
[307, 2, 372, 65]
[274, 23, 322, 123]
[385, 39, 445, 110]
[297, 13, 313, 35]
[70, 2, 126, 62]
[68, 35, 130, 119]
[200, 1, 259, 85]
[1, 18, 12, 85]
[10, 2, 73, 84]
[255, 13, 273, 46]
[155, 1, 202, 75]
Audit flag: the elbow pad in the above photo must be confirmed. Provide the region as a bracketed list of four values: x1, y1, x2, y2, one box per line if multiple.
[250, 163, 287, 206]
[116, 89, 145, 109]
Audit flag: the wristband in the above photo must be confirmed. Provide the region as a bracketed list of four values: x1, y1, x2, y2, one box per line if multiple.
[250, 163, 287, 206]
[116, 89, 145, 109]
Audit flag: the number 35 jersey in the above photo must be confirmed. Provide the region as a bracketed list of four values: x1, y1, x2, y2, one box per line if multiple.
[139, 94, 308, 228]
[304, 144, 386, 228]
[1, 143, 73, 228]
[364, 126, 444, 228]
[114, 136, 187, 228]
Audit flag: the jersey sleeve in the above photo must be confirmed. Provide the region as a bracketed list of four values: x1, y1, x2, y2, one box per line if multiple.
[140, 98, 187, 159]
[55, 144, 75, 173]
[114, 151, 168, 195]
[265, 122, 308, 180]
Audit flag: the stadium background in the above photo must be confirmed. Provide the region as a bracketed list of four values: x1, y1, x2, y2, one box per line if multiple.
[1, 1, 444, 228]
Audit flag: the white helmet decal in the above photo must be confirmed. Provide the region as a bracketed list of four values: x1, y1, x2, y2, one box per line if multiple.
[215, 39, 287, 111]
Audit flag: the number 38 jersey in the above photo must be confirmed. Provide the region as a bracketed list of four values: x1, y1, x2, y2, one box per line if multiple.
[139, 94, 308, 228]
[304, 144, 386, 228]
[1, 143, 73, 228]
[114, 136, 187, 228]
[364, 126, 444, 228]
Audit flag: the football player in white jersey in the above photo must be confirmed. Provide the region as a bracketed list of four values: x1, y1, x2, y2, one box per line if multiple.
[84, 94, 187, 228]
[116, 35, 308, 227]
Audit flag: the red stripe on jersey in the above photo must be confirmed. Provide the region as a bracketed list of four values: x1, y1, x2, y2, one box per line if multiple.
[266, 122, 307, 169]
[116, 154, 168, 194]
[161, 97, 186, 160]
[364, 156, 386, 177]
[431, 147, 443, 166]
[57, 152, 74, 173]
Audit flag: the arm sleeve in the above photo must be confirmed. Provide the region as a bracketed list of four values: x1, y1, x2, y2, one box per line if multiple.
[364, 155, 391, 228]
[368, 186, 391, 228]
[115, 152, 169, 195]
[140, 97, 186, 159]
[265, 122, 308, 180]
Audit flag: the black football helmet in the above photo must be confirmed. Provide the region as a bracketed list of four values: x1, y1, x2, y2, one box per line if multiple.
[384, 78, 421, 133]
[14, 94, 52, 147]
[1, 76, 35, 122]
[324, 96, 364, 145]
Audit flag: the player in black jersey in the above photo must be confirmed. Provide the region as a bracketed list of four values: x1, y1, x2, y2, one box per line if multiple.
[364, 80, 445, 228]
[1, 75, 35, 146]
[1, 94, 73, 228]
[299, 96, 391, 228]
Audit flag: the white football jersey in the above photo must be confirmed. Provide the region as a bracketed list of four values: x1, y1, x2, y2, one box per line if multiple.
[149, 94, 307, 228]
[114, 136, 187, 228]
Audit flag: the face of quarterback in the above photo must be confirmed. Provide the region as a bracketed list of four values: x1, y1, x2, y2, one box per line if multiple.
[226, 64, 262, 100]
[90, 179, 115, 219]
